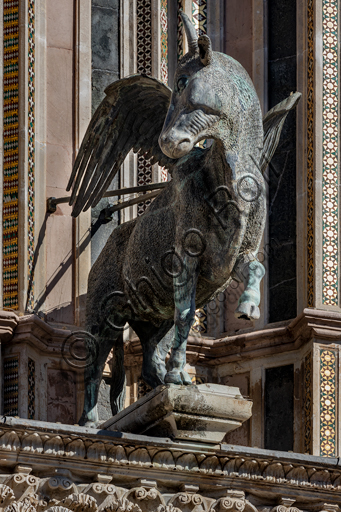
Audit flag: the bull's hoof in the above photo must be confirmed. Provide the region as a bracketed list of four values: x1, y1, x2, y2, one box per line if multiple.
[165, 369, 192, 385]
[234, 302, 260, 321]
[165, 370, 183, 385]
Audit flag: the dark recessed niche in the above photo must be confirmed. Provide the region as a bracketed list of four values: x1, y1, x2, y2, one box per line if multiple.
[267, 0, 297, 323]
[265, 364, 294, 451]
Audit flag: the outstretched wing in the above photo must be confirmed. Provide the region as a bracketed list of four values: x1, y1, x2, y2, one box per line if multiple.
[260, 91, 301, 173]
[67, 75, 174, 217]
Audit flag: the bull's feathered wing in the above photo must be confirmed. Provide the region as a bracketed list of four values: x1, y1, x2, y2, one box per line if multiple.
[259, 91, 301, 173]
[67, 75, 175, 217]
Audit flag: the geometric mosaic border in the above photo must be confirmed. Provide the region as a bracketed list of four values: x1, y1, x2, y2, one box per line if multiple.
[3, 356, 19, 416]
[27, 0, 35, 310]
[3, 0, 20, 310]
[321, 0, 339, 306]
[191, 0, 207, 335]
[160, 0, 168, 85]
[177, 0, 184, 61]
[192, 0, 207, 36]
[320, 349, 336, 456]
[28, 358, 35, 419]
[136, 0, 153, 215]
[304, 352, 313, 454]
[307, 0, 314, 308]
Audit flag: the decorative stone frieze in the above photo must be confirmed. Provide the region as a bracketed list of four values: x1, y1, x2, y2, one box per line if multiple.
[0, 418, 340, 512]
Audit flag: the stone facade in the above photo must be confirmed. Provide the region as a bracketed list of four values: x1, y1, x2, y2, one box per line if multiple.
[1, 0, 341, 500]
[0, 418, 341, 512]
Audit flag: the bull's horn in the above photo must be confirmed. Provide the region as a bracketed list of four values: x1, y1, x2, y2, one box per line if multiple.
[180, 12, 198, 55]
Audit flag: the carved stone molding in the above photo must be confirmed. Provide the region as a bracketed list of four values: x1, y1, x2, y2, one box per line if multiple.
[0, 420, 341, 504]
[0, 311, 18, 342]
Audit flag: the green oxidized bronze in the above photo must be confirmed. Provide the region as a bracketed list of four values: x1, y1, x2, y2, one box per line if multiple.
[67, 13, 301, 426]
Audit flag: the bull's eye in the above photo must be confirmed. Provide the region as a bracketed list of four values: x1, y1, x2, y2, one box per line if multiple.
[177, 76, 188, 94]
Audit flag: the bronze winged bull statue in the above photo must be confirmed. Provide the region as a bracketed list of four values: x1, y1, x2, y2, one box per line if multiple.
[67, 14, 301, 426]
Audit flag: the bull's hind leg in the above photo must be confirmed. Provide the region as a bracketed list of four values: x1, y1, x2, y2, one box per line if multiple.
[79, 319, 125, 426]
[129, 319, 174, 388]
[233, 255, 265, 321]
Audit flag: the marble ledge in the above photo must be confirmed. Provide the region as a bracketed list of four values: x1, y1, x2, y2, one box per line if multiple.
[3, 308, 341, 361]
[1, 416, 341, 471]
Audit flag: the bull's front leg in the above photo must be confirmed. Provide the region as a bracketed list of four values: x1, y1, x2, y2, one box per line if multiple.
[164, 255, 198, 385]
[233, 254, 265, 321]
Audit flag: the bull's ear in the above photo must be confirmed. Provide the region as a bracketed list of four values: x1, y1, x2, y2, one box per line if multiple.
[198, 35, 213, 66]
[259, 92, 301, 173]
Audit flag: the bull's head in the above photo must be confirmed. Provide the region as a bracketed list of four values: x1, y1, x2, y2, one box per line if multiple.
[159, 14, 221, 159]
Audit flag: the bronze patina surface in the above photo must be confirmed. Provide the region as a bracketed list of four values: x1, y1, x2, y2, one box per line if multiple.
[67, 14, 301, 425]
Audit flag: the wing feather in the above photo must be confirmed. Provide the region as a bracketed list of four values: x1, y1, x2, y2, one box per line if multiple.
[260, 92, 301, 173]
[69, 75, 175, 217]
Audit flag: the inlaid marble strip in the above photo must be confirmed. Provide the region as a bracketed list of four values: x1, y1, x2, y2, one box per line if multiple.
[191, 1, 207, 333]
[304, 352, 312, 454]
[28, 358, 35, 419]
[307, 0, 314, 307]
[136, 0, 153, 215]
[27, 0, 35, 310]
[160, 0, 168, 182]
[160, 0, 168, 85]
[322, 0, 338, 306]
[192, 0, 207, 36]
[177, 0, 184, 61]
[3, 0, 19, 310]
[3, 356, 19, 416]
[320, 349, 336, 456]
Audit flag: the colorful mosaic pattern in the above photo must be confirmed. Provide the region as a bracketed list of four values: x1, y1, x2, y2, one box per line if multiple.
[192, 0, 207, 332]
[304, 352, 312, 454]
[4, 356, 19, 416]
[322, 0, 339, 306]
[160, 0, 168, 182]
[3, 0, 19, 310]
[307, 0, 314, 307]
[192, 307, 207, 333]
[192, 0, 207, 36]
[136, 0, 153, 215]
[27, 0, 35, 310]
[320, 349, 336, 456]
[28, 358, 35, 419]
[177, 0, 184, 61]
[160, 0, 168, 84]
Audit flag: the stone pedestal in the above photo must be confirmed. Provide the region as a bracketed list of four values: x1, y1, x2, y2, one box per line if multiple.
[100, 383, 252, 443]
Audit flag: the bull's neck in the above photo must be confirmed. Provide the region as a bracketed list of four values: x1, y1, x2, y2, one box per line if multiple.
[204, 140, 235, 186]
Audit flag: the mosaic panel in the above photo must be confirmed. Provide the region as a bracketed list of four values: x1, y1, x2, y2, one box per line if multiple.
[192, 0, 207, 36]
[192, 0, 207, 332]
[3, 0, 19, 310]
[322, 0, 339, 306]
[160, 0, 168, 84]
[307, 0, 314, 307]
[192, 307, 207, 333]
[177, 0, 184, 61]
[160, 0, 168, 182]
[304, 352, 312, 454]
[320, 349, 336, 456]
[28, 358, 35, 419]
[27, 0, 35, 310]
[3, 356, 19, 416]
[136, 0, 153, 215]
[137, 376, 152, 399]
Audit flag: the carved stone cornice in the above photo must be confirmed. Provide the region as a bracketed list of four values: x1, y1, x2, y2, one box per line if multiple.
[0, 311, 19, 342]
[5, 308, 341, 365]
[125, 308, 341, 367]
[0, 418, 341, 503]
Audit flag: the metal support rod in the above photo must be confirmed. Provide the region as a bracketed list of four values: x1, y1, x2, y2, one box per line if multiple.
[100, 189, 162, 221]
[47, 181, 168, 213]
